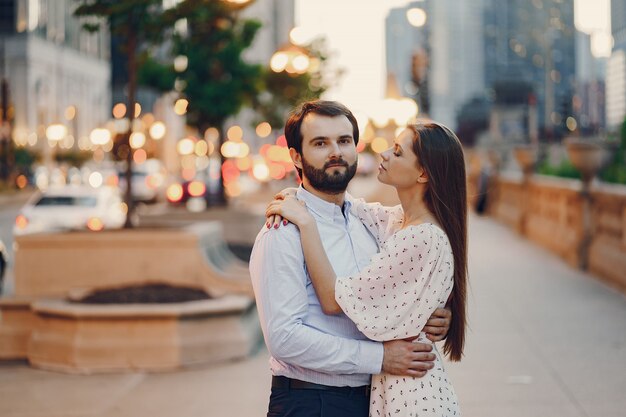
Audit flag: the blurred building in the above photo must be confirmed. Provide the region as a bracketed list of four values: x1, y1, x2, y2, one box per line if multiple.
[385, 1, 431, 114]
[483, 0, 576, 138]
[0, 0, 110, 156]
[606, 0, 626, 129]
[428, 0, 485, 129]
[384, 0, 485, 129]
[575, 30, 606, 134]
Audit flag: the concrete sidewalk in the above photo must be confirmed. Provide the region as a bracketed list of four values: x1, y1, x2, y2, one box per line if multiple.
[1, 197, 625, 416]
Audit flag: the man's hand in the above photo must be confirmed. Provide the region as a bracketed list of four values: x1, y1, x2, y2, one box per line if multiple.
[424, 307, 451, 342]
[382, 340, 435, 378]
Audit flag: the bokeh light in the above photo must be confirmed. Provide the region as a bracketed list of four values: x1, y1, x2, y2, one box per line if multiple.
[133, 149, 147, 164]
[256, 122, 272, 138]
[149, 122, 166, 140]
[112, 103, 126, 119]
[371, 137, 389, 154]
[227, 125, 244, 142]
[174, 99, 189, 115]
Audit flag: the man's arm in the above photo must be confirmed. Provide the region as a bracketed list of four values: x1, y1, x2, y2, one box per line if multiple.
[250, 225, 381, 375]
[249, 225, 436, 376]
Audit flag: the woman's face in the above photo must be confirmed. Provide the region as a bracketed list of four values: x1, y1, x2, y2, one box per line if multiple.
[377, 128, 425, 188]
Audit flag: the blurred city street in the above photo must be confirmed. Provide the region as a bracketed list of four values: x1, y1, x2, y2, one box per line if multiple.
[0, 179, 625, 417]
[0, 0, 625, 416]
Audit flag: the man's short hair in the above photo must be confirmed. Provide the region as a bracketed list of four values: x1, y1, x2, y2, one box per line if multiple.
[284, 100, 360, 155]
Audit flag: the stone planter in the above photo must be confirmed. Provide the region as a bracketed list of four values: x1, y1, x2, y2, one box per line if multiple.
[0, 221, 258, 368]
[12, 222, 252, 298]
[564, 138, 606, 184]
[27, 295, 260, 373]
[0, 297, 37, 359]
[513, 145, 538, 177]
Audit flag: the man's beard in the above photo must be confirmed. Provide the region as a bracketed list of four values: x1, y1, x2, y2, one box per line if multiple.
[301, 156, 358, 194]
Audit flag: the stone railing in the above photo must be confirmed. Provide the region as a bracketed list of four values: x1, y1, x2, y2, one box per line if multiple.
[588, 184, 626, 286]
[487, 174, 626, 290]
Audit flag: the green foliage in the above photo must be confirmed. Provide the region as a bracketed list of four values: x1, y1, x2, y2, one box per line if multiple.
[13, 147, 39, 168]
[254, 70, 319, 129]
[73, 0, 165, 44]
[537, 159, 581, 180]
[155, 0, 264, 130]
[54, 150, 93, 166]
[137, 56, 177, 93]
[599, 117, 626, 185]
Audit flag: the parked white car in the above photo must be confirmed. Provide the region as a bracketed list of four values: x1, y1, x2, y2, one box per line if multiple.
[13, 185, 126, 236]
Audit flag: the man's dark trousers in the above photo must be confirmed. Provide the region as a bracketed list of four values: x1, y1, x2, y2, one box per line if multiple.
[267, 376, 369, 417]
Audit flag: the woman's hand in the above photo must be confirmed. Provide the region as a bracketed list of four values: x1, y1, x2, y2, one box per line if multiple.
[266, 187, 299, 229]
[266, 196, 312, 228]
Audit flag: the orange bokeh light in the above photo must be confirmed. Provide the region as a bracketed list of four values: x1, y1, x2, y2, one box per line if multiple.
[221, 160, 240, 184]
[188, 181, 206, 197]
[269, 163, 287, 180]
[276, 135, 288, 147]
[15, 214, 28, 229]
[167, 184, 184, 202]
[87, 217, 104, 231]
[133, 149, 147, 164]
[16, 175, 28, 189]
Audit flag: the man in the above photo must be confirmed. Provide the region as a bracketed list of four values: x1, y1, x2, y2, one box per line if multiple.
[249, 100, 451, 417]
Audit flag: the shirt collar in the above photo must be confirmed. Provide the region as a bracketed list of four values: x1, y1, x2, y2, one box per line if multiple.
[296, 185, 353, 220]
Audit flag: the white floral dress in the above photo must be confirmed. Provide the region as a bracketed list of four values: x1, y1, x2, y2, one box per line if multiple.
[335, 200, 461, 417]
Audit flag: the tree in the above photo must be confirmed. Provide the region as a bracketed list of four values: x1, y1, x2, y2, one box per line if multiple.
[74, 0, 164, 227]
[153, 0, 263, 205]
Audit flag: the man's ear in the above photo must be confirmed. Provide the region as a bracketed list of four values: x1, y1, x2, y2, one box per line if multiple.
[289, 148, 303, 170]
[417, 169, 429, 184]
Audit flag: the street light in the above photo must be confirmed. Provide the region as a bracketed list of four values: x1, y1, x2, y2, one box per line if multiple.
[270, 44, 317, 75]
[406, 8, 427, 27]
[222, 0, 255, 9]
[45, 123, 68, 143]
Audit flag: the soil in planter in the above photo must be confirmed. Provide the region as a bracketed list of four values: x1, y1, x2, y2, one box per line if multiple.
[72, 283, 212, 304]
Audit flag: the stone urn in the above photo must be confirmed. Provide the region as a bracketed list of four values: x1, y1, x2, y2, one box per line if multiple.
[513, 145, 538, 178]
[564, 138, 606, 270]
[564, 138, 606, 185]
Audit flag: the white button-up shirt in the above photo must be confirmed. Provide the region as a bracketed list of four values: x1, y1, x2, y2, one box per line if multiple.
[250, 186, 383, 387]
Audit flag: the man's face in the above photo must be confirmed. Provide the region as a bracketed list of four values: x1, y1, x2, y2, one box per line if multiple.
[292, 113, 358, 194]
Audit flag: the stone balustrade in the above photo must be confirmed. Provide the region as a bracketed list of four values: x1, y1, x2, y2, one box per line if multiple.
[487, 174, 626, 290]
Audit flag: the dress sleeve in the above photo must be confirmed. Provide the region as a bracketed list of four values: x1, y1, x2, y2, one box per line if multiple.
[350, 198, 402, 245]
[335, 224, 454, 342]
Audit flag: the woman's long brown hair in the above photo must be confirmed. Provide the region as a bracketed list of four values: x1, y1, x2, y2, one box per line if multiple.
[409, 123, 467, 362]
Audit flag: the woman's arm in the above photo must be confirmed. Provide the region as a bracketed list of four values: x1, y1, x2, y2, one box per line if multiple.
[266, 196, 342, 315]
[297, 219, 342, 315]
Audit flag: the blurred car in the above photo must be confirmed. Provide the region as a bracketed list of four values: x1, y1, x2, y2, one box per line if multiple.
[116, 170, 165, 204]
[116, 159, 167, 204]
[166, 179, 208, 205]
[165, 177, 225, 211]
[13, 185, 126, 236]
[0, 239, 7, 294]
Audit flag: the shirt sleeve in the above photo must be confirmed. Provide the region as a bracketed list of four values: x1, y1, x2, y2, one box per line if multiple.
[335, 224, 454, 342]
[350, 198, 402, 245]
[249, 225, 383, 375]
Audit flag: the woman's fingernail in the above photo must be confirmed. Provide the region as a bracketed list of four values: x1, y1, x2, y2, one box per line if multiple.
[274, 224, 279, 229]
[283, 220, 288, 226]
[266, 223, 270, 229]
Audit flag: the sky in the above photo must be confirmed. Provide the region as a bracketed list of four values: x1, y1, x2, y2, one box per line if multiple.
[295, 0, 612, 111]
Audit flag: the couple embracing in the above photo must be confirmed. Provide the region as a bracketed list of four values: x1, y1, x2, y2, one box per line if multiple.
[250, 100, 467, 417]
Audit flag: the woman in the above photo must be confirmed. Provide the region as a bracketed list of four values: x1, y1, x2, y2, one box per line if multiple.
[266, 123, 467, 417]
